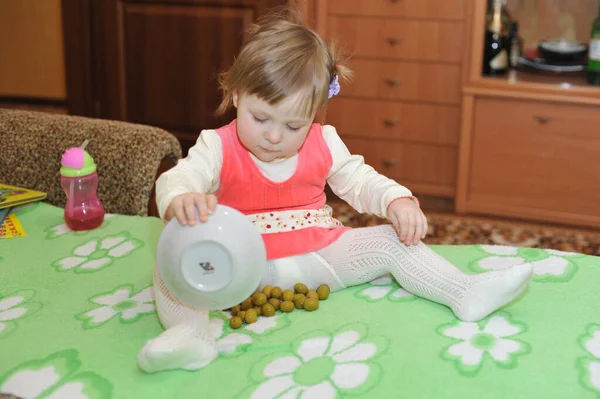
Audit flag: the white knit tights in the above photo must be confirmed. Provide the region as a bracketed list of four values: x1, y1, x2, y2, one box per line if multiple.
[317, 225, 533, 322]
[138, 225, 533, 373]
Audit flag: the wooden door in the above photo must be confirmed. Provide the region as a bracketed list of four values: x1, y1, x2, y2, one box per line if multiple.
[63, 0, 286, 154]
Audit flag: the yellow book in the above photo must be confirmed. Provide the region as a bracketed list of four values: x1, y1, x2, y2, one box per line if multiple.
[0, 183, 47, 210]
[0, 212, 27, 238]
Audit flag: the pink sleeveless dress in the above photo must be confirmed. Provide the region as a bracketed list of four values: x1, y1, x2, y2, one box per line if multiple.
[215, 120, 350, 260]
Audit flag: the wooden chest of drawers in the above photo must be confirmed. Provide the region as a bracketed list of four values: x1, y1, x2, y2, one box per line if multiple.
[320, 1, 467, 196]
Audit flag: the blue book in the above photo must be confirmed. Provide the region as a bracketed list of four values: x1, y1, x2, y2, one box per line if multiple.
[0, 207, 11, 226]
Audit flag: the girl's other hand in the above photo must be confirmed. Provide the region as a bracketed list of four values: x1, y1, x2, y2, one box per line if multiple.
[387, 198, 428, 246]
[165, 193, 218, 225]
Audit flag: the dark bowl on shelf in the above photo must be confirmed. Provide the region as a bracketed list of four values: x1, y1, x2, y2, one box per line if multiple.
[538, 40, 588, 65]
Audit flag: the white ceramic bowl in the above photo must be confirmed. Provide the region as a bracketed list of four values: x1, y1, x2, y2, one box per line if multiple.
[156, 205, 267, 310]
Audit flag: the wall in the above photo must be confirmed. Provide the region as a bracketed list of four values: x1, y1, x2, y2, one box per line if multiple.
[506, 0, 600, 49]
[0, 0, 67, 100]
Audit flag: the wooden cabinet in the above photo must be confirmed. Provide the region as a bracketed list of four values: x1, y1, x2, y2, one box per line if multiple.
[319, 1, 468, 197]
[456, 0, 600, 228]
[63, 0, 285, 154]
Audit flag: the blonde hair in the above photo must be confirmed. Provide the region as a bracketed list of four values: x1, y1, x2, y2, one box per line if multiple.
[216, 11, 352, 119]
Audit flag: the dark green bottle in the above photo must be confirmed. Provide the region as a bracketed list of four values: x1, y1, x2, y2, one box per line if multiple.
[482, 0, 509, 76]
[587, 7, 600, 85]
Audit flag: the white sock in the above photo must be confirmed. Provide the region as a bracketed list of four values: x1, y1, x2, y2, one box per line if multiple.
[259, 252, 346, 292]
[317, 225, 533, 322]
[138, 268, 218, 373]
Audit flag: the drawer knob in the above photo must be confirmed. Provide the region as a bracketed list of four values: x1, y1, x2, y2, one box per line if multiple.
[534, 115, 552, 124]
[381, 158, 398, 168]
[387, 37, 403, 46]
[385, 78, 401, 87]
[383, 119, 400, 127]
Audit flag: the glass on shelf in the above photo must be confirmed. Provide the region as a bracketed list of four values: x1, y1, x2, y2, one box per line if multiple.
[489, 68, 590, 88]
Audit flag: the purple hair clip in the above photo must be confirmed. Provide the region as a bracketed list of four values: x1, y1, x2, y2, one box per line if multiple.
[328, 75, 340, 99]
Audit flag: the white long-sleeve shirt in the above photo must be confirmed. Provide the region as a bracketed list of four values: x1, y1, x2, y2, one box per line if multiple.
[155, 125, 412, 219]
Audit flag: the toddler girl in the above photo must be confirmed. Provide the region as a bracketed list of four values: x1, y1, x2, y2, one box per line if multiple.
[138, 14, 533, 373]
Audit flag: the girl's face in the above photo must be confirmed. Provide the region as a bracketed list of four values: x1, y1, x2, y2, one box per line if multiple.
[233, 91, 316, 162]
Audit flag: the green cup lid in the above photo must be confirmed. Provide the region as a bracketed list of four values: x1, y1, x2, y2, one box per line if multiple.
[60, 147, 97, 177]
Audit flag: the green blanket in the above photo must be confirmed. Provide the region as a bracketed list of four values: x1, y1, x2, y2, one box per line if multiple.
[1, 203, 599, 399]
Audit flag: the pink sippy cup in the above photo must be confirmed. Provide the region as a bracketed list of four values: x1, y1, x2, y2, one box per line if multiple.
[60, 142, 105, 231]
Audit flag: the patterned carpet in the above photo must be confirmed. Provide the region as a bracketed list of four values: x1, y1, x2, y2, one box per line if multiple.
[329, 200, 600, 256]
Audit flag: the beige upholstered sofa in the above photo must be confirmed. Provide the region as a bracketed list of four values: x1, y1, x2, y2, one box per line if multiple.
[0, 109, 181, 216]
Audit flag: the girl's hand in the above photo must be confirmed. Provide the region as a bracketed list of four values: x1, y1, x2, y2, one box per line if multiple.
[165, 193, 218, 225]
[387, 198, 428, 246]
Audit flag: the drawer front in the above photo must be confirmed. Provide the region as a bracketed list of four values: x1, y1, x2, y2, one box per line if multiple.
[469, 98, 600, 217]
[327, 0, 465, 20]
[328, 16, 464, 63]
[326, 98, 459, 145]
[344, 59, 461, 104]
[343, 138, 457, 186]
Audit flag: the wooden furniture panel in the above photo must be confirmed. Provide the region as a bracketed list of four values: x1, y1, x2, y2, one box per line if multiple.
[79, 0, 284, 155]
[344, 138, 457, 194]
[327, 0, 466, 20]
[344, 59, 462, 105]
[0, 0, 66, 99]
[467, 97, 600, 226]
[328, 16, 464, 63]
[326, 98, 459, 145]
[120, 3, 250, 131]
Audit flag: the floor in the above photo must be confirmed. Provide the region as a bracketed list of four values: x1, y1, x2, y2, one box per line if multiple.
[328, 199, 600, 256]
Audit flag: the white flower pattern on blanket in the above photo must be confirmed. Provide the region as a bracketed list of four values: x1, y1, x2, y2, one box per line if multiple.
[76, 285, 155, 328]
[209, 313, 287, 357]
[44, 214, 115, 239]
[438, 312, 530, 377]
[577, 324, 600, 395]
[0, 290, 42, 338]
[470, 245, 581, 282]
[241, 323, 388, 398]
[355, 275, 415, 303]
[0, 349, 111, 399]
[52, 232, 143, 273]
